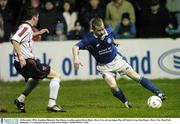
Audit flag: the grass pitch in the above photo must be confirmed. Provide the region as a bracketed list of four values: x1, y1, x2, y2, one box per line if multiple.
[0, 79, 180, 118]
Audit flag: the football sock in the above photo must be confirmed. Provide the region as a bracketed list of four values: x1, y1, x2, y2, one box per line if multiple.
[139, 77, 159, 95]
[22, 79, 39, 96]
[48, 77, 60, 107]
[112, 88, 127, 103]
[48, 98, 56, 107]
[17, 94, 26, 103]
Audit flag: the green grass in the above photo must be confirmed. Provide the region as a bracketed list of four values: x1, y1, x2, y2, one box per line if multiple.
[0, 79, 180, 118]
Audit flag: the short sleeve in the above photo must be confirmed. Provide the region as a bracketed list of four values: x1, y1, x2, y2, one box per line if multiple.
[11, 25, 30, 43]
[75, 36, 92, 49]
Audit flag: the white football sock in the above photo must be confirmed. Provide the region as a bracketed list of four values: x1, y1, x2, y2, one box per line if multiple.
[48, 77, 60, 107]
[48, 99, 56, 107]
[17, 94, 26, 103]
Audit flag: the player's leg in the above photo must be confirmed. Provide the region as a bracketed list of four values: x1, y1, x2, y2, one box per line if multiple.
[103, 72, 132, 108]
[17, 79, 39, 102]
[14, 79, 39, 112]
[126, 69, 166, 100]
[46, 69, 65, 112]
[47, 69, 61, 107]
[14, 60, 41, 112]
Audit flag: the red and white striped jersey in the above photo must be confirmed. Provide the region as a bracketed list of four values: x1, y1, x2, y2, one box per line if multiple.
[11, 23, 35, 61]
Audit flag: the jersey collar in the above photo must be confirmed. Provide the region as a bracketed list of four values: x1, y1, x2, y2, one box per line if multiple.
[22, 21, 33, 28]
[93, 29, 108, 40]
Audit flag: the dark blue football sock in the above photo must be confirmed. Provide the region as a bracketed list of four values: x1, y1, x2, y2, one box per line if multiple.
[112, 88, 127, 103]
[139, 77, 159, 95]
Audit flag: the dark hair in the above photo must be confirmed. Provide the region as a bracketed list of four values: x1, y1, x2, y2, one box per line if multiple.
[22, 7, 39, 20]
[121, 13, 130, 20]
[63, 1, 73, 14]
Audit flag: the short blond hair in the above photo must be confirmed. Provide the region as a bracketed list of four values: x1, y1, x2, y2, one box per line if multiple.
[90, 18, 103, 30]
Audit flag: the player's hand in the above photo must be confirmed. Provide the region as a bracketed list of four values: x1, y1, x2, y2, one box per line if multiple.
[73, 59, 83, 70]
[112, 38, 120, 46]
[19, 56, 26, 68]
[40, 28, 49, 34]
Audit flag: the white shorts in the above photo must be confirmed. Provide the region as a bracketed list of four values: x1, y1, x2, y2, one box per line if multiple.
[97, 55, 133, 79]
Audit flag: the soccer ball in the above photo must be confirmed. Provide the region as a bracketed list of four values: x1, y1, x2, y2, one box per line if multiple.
[147, 96, 162, 108]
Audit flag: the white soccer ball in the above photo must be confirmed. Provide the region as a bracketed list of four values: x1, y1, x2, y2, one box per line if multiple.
[147, 96, 162, 108]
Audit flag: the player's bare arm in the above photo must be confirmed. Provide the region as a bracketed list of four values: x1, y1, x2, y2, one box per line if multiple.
[33, 28, 49, 37]
[11, 40, 26, 68]
[72, 45, 83, 70]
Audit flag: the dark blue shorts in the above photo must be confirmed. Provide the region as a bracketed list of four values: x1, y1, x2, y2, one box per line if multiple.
[14, 59, 50, 82]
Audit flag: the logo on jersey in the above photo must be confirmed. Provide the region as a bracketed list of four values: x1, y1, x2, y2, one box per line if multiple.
[158, 48, 180, 75]
[107, 38, 112, 44]
[96, 44, 100, 47]
[18, 27, 28, 37]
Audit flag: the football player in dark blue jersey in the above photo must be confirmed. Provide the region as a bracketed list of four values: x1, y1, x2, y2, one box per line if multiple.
[72, 18, 166, 108]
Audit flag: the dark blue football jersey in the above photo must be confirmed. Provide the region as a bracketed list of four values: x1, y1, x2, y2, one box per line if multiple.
[75, 27, 122, 64]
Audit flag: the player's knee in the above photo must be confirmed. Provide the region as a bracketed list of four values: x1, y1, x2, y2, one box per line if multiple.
[31, 79, 39, 84]
[133, 74, 141, 82]
[49, 69, 62, 79]
[52, 72, 61, 79]
[56, 73, 61, 79]
[107, 82, 118, 90]
[51, 77, 60, 83]
[103, 73, 114, 80]
[127, 70, 140, 81]
[103, 73, 118, 89]
[110, 85, 118, 91]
